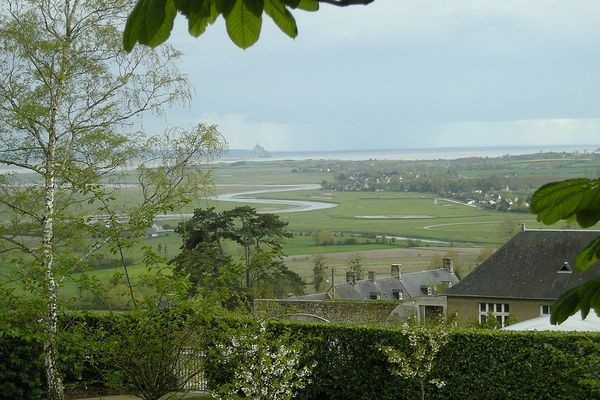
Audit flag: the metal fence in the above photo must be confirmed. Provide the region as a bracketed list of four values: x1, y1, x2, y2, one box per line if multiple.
[176, 348, 208, 392]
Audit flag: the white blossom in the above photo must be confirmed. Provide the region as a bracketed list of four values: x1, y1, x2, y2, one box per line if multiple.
[211, 321, 314, 400]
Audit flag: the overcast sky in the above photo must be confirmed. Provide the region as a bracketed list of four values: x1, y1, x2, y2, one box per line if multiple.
[160, 0, 600, 151]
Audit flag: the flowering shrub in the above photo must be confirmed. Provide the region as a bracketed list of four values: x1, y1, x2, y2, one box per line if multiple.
[211, 321, 314, 400]
[379, 321, 453, 400]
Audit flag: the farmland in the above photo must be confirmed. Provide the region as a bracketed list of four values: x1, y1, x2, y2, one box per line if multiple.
[2, 151, 599, 302]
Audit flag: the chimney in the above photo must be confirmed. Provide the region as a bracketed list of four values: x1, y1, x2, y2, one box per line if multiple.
[368, 271, 376, 282]
[443, 257, 453, 273]
[520, 223, 526, 232]
[346, 270, 357, 285]
[391, 264, 401, 279]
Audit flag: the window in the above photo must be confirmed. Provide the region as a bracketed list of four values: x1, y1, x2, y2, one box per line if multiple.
[479, 303, 510, 328]
[423, 305, 444, 321]
[540, 305, 551, 315]
[392, 289, 403, 300]
[369, 291, 380, 300]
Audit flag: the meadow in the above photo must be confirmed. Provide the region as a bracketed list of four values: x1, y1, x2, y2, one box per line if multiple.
[248, 189, 544, 244]
[3, 152, 599, 302]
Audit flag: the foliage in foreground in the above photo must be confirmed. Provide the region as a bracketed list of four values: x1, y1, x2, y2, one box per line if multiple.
[1, 310, 599, 400]
[68, 305, 208, 400]
[530, 178, 600, 323]
[124, 0, 374, 51]
[210, 320, 314, 400]
[379, 320, 454, 400]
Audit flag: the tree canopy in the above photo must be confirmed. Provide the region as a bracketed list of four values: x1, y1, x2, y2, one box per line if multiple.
[0, 1, 225, 398]
[123, 0, 374, 51]
[172, 206, 303, 307]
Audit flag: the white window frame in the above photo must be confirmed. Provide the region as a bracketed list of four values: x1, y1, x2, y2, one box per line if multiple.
[479, 303, 510, 328]
[540, 305, 551, 315]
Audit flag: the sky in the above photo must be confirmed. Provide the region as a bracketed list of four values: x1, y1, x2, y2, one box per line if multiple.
[161, 0, 600, 151]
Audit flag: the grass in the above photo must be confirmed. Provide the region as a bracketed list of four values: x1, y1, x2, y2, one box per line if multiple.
[214, 160, 334, 185]
[243, 189, 545, 244]
[5, 154, 599, 303]
[104, 187, 539, 246]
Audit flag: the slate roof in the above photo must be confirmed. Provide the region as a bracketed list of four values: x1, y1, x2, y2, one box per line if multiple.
[326, 268, 458, 301]
[446, 229, 600, 300]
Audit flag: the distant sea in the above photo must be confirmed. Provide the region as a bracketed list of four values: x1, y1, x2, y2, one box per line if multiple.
[225, 145, 598, 162]
[2, 145, 597, 174]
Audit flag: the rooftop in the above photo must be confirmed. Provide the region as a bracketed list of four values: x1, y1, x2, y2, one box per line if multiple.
[446, 229, 600, 300]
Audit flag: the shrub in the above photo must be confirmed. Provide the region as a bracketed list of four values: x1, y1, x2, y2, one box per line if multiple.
[0, 331, 45, 400]
[2, 311, 598, 400]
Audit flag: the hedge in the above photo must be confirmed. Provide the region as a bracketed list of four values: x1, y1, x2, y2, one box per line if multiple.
[208, 320, 600, 400]
[1, 311, 598, 400]
[0, 331, 45, 400]
[267, 322, 599, 400]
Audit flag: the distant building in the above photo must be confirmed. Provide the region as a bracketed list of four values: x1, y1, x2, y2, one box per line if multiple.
[252, 142, 270, 158]
[145, 223, 164, 238]
[446, 227, 600, 327]
[327, 260, 458, 304]
[272, 259, 460, 323]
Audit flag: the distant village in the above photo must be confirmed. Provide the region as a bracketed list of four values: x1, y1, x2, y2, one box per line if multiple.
[258, 226, 600, 330]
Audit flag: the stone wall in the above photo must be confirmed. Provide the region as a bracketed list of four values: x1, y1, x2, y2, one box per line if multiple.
[253, 299, 403, 324]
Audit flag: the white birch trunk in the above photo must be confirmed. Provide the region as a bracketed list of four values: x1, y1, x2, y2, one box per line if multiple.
[43, 116, 64, 400]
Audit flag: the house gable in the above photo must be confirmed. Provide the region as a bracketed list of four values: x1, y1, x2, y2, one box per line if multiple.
[446, 229, 600, 300]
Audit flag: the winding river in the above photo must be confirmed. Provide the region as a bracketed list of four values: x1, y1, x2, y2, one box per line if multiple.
[214, 184, 337, 213]
[98, 184, 448, 244]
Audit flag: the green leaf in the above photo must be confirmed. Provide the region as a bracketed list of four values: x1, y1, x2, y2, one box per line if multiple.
[264, 0, 298, 38]
[188, 16, 210, 37]
[284, 0, 318, 11]
[223, 0, 264, 49]
[184, 0, 220, 37]
[123, 0, 177, 52]
[551, 276, 600, 324]
[530, 178, 600, 227]
[283, 0, 301, 7]
[175, 0, 207, 15]
[296, 0, 319, 11]
[575, 235, 600, 272]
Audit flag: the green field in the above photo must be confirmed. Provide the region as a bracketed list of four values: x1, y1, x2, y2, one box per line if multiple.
[237, 189, 542, 245]
[3, 154, 598, 303]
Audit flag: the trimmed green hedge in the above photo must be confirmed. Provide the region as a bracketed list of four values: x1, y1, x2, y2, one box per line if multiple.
[1, 311, 598, 400]
[0, 331, 45, 400]
[237, 321, 600, 400]
[273, 322, 599, 400]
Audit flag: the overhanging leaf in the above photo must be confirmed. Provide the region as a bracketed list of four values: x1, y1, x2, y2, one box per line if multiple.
[283, 0, 301, 7]
[265, 0, 298, 38]
[186, 0, 220, 37]
[223, 0, 264, 49]
[284, 0, 319, 11]
[175, 0, 208, 15]
[574, 235, 600, 272]
[551, 276, 600, 324]
[123, 0, 177, 52]
[530, 178, 600, 226]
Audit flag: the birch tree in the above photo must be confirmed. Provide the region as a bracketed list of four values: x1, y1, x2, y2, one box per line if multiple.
[0, 1, 224, 399]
